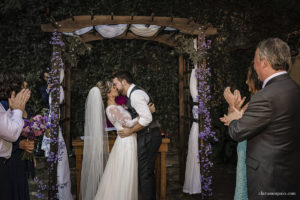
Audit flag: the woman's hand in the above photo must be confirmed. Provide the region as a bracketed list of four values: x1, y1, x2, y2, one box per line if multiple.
[224, 87, 245, 113]
[19, 139, 34, 153]
[224, 87, 237, 106]
[9, 89, 31, 111]
[148, 103, 156, 113]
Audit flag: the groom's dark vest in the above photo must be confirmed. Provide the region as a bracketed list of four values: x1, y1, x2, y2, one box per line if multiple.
[125, 86, 159, 130]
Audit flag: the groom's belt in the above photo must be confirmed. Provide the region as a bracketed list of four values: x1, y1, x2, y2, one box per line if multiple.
[137, 120, 160, 136]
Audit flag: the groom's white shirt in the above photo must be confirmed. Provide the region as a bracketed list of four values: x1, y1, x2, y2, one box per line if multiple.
[127, 84, 152, 127]
[0, 104, 24, 159]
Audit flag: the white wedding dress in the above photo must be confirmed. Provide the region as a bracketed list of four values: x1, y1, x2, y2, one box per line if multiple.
[94, 105, 138, 200]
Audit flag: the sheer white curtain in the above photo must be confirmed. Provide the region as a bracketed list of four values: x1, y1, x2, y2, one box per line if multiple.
[183, 39, 201, 194]
[80, 87, 109, 200]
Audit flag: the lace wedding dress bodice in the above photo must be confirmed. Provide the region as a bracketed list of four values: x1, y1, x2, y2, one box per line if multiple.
[106, 105, 138, 131]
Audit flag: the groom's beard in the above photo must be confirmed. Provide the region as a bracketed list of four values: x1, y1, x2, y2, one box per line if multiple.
[118, 84, 126, 96]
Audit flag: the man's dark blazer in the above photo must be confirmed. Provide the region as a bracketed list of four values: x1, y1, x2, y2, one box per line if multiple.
[228, 74, 300, 199]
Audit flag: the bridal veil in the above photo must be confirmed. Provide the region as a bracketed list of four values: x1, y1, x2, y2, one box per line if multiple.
[81, 87, 109, 200]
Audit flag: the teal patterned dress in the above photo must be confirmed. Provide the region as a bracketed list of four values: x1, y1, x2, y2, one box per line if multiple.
[234, 140, 248, 200]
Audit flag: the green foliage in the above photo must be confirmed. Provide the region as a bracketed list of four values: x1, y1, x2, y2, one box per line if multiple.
[0, 1, 52, 115]
[1, 0, 299, 162]
[175, 34, 205, 65]
[62, 35, 92, 68]
[69, 39, 179, 138]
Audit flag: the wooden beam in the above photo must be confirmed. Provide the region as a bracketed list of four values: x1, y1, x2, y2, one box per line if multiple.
[170, 15, 174, 22]
[62, 66, 71, 154]
[47, 16, 61, 29]
[41, 15, 217, 36]
[187, 17, 193, 25]
[110, 12, 114, 20]
[151, 13, 155, 21]
[167, 30, 179, 41]
[130, 12, 134, 20]
[152, 26, 165, 39]
[70, 12, 74, 21]
[178, 54, 185, 183]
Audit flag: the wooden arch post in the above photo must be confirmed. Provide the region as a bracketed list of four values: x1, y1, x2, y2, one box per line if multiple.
[178, 53, 185, 183]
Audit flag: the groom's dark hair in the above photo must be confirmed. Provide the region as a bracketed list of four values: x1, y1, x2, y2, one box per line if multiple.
[111, 71, 135, 84]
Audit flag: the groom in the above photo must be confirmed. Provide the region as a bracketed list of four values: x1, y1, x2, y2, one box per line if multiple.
[112, 71, 162, 200]
[222, 38, 300, 199]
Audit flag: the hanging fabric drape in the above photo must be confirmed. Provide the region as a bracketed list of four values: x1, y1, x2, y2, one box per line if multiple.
[129, 24, 160, 37]
[62, 24, 180, 39]
[95, 24, 127, 38]
[183, 38, 201, 194]
[63, 26, 93, 36]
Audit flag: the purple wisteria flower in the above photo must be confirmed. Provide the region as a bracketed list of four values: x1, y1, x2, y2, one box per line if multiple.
[39, 30, 66, 199]
[195, 33, 218, 199]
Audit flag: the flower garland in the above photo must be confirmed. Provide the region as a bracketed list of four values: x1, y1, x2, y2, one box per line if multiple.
[46, 30, 65, 199]
[36, 29, 91, 199]
[196, 30, 218, 198]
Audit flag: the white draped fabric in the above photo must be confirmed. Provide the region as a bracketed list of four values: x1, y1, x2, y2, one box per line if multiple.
[63, 26, 93, 36]
[183, 65, 202, 194]
[164, 27, 177, 31]
[57, 128, 73, 200]
[62, 24, 179, 39]
[95, 24, 127, 38]
[60, 68, 64, 84]
[129, 24, 160, 37]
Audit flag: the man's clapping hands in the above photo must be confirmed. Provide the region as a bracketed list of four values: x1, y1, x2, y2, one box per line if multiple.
[220, 87, 247, 126]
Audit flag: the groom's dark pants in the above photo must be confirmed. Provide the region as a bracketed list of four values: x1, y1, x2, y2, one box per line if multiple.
[137, 127, 162, 200]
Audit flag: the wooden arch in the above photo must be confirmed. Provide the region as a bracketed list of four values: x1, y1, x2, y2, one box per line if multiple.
[41, 15, 217, 46]
[41, 15, 217, 191]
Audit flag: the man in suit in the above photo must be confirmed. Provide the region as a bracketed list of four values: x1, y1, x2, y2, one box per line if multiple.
[222, 38, 300, 199]
[112, 71, 162, 200]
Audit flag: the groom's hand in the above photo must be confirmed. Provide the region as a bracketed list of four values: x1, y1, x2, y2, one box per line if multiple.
[118, 127, 133, 138]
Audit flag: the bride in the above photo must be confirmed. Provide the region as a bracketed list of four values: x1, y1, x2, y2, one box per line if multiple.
[81, 80, 155, 200]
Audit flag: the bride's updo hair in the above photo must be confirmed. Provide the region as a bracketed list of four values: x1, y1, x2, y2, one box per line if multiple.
[96, 80, 113, 105]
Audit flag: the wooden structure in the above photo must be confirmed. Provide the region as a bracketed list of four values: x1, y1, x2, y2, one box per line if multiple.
[41, 15, 217, 47]
[72, 135, 170, 200]
[41, 14, 217, 197]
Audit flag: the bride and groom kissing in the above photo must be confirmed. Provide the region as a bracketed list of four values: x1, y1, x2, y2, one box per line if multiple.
[81, 71, 162, 200]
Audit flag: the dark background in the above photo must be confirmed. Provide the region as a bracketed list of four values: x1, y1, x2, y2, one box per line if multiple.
[1, 0, 299, 162]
